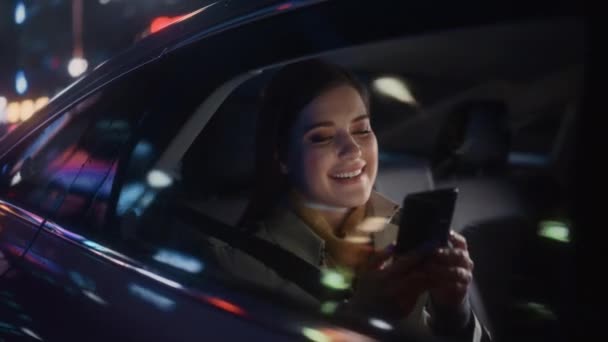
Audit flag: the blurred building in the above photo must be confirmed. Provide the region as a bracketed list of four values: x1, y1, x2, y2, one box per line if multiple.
[0, 0, 211, 134]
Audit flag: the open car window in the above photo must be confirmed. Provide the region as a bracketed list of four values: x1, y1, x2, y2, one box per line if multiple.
[58, 14, 583, 341]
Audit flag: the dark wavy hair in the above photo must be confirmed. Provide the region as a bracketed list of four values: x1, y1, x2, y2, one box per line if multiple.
[239, 59, 369, 227]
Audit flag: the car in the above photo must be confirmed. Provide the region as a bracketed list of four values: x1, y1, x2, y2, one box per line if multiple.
[0, 1, 586, 341]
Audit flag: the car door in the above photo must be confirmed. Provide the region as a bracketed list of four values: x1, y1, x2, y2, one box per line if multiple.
[0, 63, 169, 341]
[0, 150, 47, 340]
[0, 92, 118, 341]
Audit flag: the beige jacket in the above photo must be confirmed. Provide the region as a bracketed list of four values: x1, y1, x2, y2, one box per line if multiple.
[208, 192, 487, 341]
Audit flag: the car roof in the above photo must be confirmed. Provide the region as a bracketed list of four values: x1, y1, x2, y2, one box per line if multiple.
[54, 1, 320, 104]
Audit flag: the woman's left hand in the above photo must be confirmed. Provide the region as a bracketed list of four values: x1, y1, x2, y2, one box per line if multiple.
[426, 231, 474, 308]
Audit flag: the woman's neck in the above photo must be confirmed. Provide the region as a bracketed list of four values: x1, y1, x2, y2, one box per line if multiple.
[302, 201, 350, 232]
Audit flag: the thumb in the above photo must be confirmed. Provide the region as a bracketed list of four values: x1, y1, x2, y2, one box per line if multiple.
[363, 243, 396, 271]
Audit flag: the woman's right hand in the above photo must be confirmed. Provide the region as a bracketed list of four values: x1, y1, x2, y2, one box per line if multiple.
[349, 246, 430, 319]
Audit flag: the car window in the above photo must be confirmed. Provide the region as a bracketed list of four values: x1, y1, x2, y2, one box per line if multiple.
[111, 17, 583, 327]
[0, 93, 112, 220]
[100, 69, 269, 291]
[0, 70, 158, 236]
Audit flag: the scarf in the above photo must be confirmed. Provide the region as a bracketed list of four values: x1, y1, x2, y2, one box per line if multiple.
[288, 190, 374, 272]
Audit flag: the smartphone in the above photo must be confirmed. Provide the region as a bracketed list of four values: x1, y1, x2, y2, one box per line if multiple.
[394, 187, 458, 255]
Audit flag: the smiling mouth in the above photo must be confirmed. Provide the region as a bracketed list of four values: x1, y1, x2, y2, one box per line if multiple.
[330, 166, 365, 180]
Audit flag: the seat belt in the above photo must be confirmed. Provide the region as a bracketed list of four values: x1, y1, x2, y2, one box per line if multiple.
[176, 204, 352, 302]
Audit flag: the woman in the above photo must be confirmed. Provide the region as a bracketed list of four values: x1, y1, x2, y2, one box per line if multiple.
[220, 59, 488, 340]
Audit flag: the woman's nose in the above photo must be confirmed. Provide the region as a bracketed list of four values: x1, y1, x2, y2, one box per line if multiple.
[338, 134, 362, 159]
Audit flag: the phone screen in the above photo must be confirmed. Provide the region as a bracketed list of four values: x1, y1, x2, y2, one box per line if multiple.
[394, 188, 458, 255]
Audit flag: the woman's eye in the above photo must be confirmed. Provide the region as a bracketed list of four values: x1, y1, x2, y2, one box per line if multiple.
[310, 135, 333, 143]
[353, 129, 372, 135]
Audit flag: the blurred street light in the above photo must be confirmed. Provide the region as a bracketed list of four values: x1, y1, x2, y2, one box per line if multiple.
[68, 57, 88, 77]
[373, 76, 417, 104]
[16, 70, 28, 95]
[15, 2, 26, 25]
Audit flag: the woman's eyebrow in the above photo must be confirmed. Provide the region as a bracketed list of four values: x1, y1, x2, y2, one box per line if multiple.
[351, 114, 370, 123]
[304, 121, 334, 132]
[304, 115, 369, 133]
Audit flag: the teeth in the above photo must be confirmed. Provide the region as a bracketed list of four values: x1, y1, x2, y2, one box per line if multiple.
[332, 169, 362, 179]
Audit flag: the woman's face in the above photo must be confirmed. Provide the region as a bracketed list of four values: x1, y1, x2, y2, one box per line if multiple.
[284, 85, 378, 208]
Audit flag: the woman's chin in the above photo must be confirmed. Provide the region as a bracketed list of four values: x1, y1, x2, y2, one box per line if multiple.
[329, 190, 372, 208]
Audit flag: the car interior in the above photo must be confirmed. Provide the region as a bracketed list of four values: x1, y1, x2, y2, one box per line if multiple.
[122, 16, 584, 341]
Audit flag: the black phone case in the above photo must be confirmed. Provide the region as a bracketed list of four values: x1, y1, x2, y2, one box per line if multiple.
[394, 188, 458, 255]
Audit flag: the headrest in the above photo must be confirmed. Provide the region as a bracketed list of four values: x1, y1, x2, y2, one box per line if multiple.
[433, 100, 510, 177]
[457, 102, 510, 170]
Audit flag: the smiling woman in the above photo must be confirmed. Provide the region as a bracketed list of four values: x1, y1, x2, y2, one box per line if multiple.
[228, 59, 489, 341]
[240, 60, 375, 226]
[287, 86, 376, 213]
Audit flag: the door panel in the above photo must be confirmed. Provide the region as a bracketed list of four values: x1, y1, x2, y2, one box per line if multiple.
[15, 224, 293, 341]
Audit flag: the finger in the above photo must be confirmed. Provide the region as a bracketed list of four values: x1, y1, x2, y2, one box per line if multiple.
[358, 244, 395, 272]
[431, 248, 474, 270]
[449, 231, 468, 250]
[426, 265, 473, 285]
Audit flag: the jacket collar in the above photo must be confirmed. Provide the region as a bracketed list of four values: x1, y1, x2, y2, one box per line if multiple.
[260, 192, 400, 267]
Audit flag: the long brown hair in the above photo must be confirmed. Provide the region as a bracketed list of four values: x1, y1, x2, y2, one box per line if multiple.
[239, 59, 369, 227]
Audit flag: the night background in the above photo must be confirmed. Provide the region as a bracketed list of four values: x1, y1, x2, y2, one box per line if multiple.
[0, 0, 211, 131]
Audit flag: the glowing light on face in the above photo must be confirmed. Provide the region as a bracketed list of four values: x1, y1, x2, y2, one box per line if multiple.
[286, 86, 378, 209]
